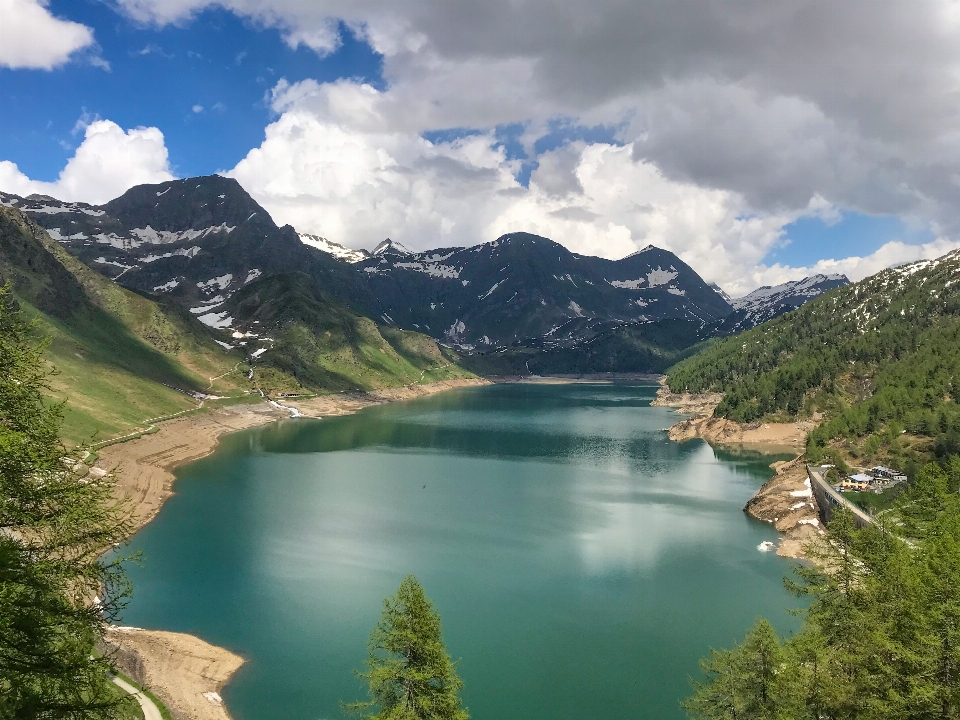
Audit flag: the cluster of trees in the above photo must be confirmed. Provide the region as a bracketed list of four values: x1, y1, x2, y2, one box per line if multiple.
[685, 458, 960, 718]
[667, 257, 960, 466]
[0, 287, 134, 717]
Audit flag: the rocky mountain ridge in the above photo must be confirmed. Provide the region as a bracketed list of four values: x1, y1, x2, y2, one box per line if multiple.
[1, 175, 843, 362]
[719, 273, 850, 333]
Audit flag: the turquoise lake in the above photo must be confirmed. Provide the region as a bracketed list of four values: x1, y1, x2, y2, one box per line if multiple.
[118, 382, 800, 719]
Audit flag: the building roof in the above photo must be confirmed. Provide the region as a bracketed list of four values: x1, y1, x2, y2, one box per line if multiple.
[850, 474, 873, 483]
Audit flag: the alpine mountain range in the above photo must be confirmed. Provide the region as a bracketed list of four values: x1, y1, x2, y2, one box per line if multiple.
[0, 174, 847, 369]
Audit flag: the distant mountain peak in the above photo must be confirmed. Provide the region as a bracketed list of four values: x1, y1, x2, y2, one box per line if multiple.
[373, 238, 413, 256]
[710, 282, 733, 302]
[103, 174, 271, 233]
[623, 245, 657, 260]
[719, 273, 850, 333]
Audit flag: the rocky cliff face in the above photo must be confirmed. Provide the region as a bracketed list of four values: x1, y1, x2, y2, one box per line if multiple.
[745, 458, 824, 559]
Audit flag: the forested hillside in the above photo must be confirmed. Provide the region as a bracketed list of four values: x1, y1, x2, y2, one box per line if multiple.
[687, 461, 960, 717]
[667, 251, 960, 470]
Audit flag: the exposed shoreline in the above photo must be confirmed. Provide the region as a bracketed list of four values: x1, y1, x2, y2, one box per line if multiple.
[98, 378, 489, 720]
[651, 386, 825, 559]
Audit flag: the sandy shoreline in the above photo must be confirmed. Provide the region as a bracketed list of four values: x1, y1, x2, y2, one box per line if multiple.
[96, 378, 488, 720]
[652, 386, 824, 559]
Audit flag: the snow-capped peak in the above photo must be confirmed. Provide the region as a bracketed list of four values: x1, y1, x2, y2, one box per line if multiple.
[731, 274, 850, 313]
[372, 238, 413, 256]
[710, 283, 733, 302]
[299, 233, 370, 263]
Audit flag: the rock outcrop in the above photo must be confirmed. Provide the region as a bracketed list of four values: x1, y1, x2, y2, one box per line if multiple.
[745, 457, 824, 559]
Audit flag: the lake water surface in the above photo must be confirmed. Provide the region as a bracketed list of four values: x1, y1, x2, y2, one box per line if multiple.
[119, 383, 800, 720]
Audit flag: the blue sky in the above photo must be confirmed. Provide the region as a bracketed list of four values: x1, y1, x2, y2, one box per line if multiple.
[2, 0, 959, 294]
[772, 213, 935, 269]
[0, 3, 384, 181]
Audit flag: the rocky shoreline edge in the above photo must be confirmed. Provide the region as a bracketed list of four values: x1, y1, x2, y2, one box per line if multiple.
[651, 386, 825, 560]
[97, 378, 490, 720]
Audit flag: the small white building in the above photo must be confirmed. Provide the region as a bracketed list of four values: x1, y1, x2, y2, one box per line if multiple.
[871, 465, 907, 482]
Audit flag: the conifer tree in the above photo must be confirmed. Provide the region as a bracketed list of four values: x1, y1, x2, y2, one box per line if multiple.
[0, 286, 133, 718]
[347, 575, 469, 720]
[682, 619, 791, 719]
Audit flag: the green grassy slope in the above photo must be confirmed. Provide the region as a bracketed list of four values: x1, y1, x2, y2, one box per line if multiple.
[0, 206, 251, 443]
[666, 251, 960, 473]
[230, 272, 473, 393]
[0, 209, 474, 442]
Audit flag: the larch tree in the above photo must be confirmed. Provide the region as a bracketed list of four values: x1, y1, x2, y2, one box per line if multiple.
[347, 575, 469, 720]
[0, 286, 134, 718]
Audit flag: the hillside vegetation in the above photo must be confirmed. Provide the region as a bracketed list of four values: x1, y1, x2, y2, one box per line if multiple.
[461, 318, 711, 376]
[667, 251, 960, 471]
[687, 461, 960, 717]
[0, 206, 252, 443]
[229, 272, 473, 393]
[0, 208, 472, 444]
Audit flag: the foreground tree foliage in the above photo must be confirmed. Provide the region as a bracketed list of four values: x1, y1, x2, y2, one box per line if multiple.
[347, 575, 469, 720]
[0, 287, 133, 718]
[684, 459, 960, 719]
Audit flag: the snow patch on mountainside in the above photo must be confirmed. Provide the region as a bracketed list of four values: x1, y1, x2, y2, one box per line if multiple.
[394, 261, 461, 278]
[141, 246, 201, 263]
[299, 233, 370, 263]
[46, 228, 88, 242]
[131, 224, 234, 245]
[153, 279, 180, 292]
[480, 280, 504, 299]
[197, 311, 233, 328]
[197, 274, 233, 292]
[647, 268, 679, 287]
[609, 278, 645, 289]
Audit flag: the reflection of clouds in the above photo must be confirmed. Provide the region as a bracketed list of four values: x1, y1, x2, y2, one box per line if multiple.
[578, 501, 722, 573]
[243, 406, 763, 594]
[574, 443, 732, 573]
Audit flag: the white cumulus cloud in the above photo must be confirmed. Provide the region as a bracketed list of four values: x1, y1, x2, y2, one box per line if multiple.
[227, 79, 794, 294]
[0, 120, 175, 204]
[114, 0, 960, 291]
[745, 237, 960, 292]
[0, 0, 97, 70]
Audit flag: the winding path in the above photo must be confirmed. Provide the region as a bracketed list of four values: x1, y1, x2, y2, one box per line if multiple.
[111, 675, 163, 720]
